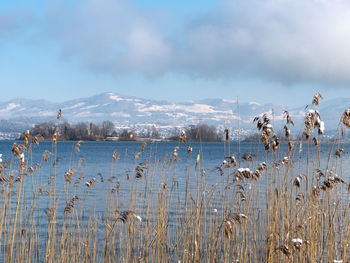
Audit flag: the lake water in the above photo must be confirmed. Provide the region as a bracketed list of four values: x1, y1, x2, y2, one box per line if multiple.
[0, 140, 348, 212]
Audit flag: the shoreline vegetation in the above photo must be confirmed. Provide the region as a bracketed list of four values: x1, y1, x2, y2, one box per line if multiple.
[19, 121, 224, 142]
[19, 121, 341, 144]
[2, 92, 350, 262]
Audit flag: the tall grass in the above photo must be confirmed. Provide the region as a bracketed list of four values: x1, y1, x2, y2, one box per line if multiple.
[0, 94, 349, 262]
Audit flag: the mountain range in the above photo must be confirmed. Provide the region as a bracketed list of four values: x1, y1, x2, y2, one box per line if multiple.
[0, 92, 348, 137]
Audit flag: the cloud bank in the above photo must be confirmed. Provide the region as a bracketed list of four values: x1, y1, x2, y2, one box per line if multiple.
[39, 0, 350, 85]
[0, 8, 34, 41]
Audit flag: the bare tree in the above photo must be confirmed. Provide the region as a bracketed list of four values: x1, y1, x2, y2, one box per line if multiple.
[89, 122, 101, 136]
[185, 124, 220, 141]
[101, 121, 115, 138]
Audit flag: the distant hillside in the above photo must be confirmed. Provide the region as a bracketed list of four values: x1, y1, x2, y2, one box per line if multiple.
[0, 92, 348, 137]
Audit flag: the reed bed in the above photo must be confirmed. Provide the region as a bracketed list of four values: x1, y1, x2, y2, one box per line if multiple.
[0, 93, 349, 262]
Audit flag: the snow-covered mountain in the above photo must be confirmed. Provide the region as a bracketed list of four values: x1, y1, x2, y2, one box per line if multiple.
[0, 92, 348, 134]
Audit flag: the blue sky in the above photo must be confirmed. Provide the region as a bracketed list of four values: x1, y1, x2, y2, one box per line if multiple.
[1, 0, 350, 106]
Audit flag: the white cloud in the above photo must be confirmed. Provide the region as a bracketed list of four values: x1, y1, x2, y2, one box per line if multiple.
[46, 0, 172, 75]
[180, 0, 350, 84]
[0, 8, 35, 41]
[44, 0, 350, 86]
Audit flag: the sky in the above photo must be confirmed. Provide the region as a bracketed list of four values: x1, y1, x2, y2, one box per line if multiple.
[1, 0, 350, 107]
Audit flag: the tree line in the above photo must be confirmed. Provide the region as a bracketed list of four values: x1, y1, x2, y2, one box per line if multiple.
[20, 121, 223, 142]
[20, 121, 115, 141]
[168, 124, 222, 142]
